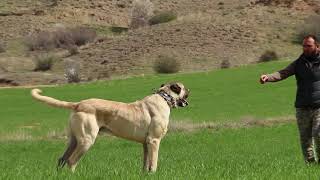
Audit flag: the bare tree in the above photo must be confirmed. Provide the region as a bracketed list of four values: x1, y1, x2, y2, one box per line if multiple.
[130, 0, 154, 29]
[64, 59, 81, 83]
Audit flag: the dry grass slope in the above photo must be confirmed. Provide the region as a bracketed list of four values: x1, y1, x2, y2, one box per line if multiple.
[0, 0, 319, 85]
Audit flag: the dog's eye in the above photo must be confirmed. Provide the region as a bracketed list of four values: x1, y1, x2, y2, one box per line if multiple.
[184, 94, 188, 99]
[170, 84, 181, 94]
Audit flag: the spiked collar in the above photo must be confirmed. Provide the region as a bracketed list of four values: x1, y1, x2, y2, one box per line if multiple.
[156, 90, 176, 108]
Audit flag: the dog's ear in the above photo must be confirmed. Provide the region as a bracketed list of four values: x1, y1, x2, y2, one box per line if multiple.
[184, 89, 190, 98]
[170, 83, 181, 94]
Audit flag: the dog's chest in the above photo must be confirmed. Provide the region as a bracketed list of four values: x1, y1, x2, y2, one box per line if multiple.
[95, 108, 151, 142]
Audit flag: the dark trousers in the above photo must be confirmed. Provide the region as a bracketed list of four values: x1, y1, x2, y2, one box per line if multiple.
[296, 107, 320, 162]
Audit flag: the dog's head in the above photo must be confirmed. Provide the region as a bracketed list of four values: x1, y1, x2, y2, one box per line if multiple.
[157, 82, 190, 108]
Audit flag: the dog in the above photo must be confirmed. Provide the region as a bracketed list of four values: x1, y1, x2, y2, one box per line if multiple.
[31, 82, 189, 172]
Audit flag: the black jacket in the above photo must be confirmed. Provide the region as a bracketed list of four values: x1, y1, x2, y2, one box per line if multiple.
[294, 53, 320, 108]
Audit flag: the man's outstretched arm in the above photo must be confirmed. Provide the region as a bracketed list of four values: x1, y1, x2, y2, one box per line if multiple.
[260, 61, 296, 84]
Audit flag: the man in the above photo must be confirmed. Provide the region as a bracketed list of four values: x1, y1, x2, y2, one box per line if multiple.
[260, 35, 320, 163]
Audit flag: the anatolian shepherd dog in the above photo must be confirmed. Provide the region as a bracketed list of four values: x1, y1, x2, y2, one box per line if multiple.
[31, 82, 189, 172]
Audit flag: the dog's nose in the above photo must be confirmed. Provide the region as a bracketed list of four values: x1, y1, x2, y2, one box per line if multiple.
[181, 99, 188, 107]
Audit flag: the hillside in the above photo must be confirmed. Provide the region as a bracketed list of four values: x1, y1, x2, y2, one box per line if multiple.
[0, 0, 319, 86]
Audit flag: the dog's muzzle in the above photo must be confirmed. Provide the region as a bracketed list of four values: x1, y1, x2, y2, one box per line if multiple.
[177, 99, 188, 107]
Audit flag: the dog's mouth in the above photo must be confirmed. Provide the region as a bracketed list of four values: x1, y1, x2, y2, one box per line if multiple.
[177, 99, 189, 107]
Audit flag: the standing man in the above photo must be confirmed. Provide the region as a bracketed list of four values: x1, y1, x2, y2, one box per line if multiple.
[260, 35, 320, 163]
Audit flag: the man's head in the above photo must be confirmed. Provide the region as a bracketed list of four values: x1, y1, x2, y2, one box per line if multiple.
[303, 35, 319, 57]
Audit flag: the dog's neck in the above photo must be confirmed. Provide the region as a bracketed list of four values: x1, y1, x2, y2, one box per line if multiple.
[156, 91, 176, 108]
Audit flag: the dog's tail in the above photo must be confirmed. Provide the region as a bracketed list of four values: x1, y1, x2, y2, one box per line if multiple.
[31, 89, 77, 110]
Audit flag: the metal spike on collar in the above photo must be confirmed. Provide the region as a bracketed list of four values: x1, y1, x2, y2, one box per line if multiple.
[156, 91, 176, 108]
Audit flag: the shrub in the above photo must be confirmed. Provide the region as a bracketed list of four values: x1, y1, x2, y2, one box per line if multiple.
[296, 15, 320, 43]
[97, 70, 111, 79]
[254, 0, 295, 7]
[220, 59, 231, 69]
[53, 28, 74, 49]
[64, 59, 81, 83]
[25, 26, 96, 51]
[33, 54, 57, 71]
[25, 31, 56, 51]
[69, 27, 96, 46]
[153, 55, 180, 74]
[67, 45, 79, 56]
[149, 11, 177, 25]
[47, 0, 58, 7]
[130, 0, 154, 29]
[259, 50, 279, 63]
[0, 43, 5, 53]
[110, 26, 129, 34]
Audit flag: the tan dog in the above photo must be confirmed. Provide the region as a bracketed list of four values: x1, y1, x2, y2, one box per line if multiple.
[31, 82, 189, 172]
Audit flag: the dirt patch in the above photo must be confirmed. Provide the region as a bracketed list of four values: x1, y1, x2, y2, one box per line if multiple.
[46, 129, 68, 140]
[0, 72, 65, 87]
[169, 116, 295, 132]
[0, 57, 34, 72]
[0, 130, 33, 141]
[0, 116, 296, 141]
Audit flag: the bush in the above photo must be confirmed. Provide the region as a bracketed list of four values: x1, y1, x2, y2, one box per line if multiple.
[25, 31, 56, 51]
[64, 59, 81, 83]
[130, 0, 154, 29]
[97, 70, 111, 79]
[25, 26, 96, 51]
[149, 11, 177, 25]
[296, 15, 320, 43]
[33, 54, 57, 71]
[254, 0, 295, 7]
[259, 50, 279, 63]
[67, 45, 79, 56]
[110, 26, 129, 34]
[0, 43, 5, 53]
[47, 0, 58, 7]
[69, 27, 96, 46]
[220, 59, 231, 69]
[53, 28, 74, 49]
[153, 55, 180, 74]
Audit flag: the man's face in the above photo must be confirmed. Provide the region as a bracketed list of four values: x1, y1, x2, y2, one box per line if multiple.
[303, 37, 318, 57]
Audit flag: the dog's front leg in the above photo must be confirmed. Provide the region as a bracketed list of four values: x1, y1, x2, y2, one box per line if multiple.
[143, 143, 149, 171]
[147, 138, 161, 172]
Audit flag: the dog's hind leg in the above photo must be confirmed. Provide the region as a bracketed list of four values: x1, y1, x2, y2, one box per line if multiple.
[67, 112, 99, 172]
[57, 134, 77, 170]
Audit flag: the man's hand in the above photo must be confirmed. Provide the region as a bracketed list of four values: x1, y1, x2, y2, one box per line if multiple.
[260, 75, 268, 84]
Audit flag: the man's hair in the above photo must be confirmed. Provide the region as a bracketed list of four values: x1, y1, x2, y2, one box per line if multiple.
[304, 34, 319, 46]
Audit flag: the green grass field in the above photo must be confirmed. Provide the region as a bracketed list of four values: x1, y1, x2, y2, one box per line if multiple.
[0, 61, 296, 137]
[1, 61, 317, 179]
[1, 125, 320, 179]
